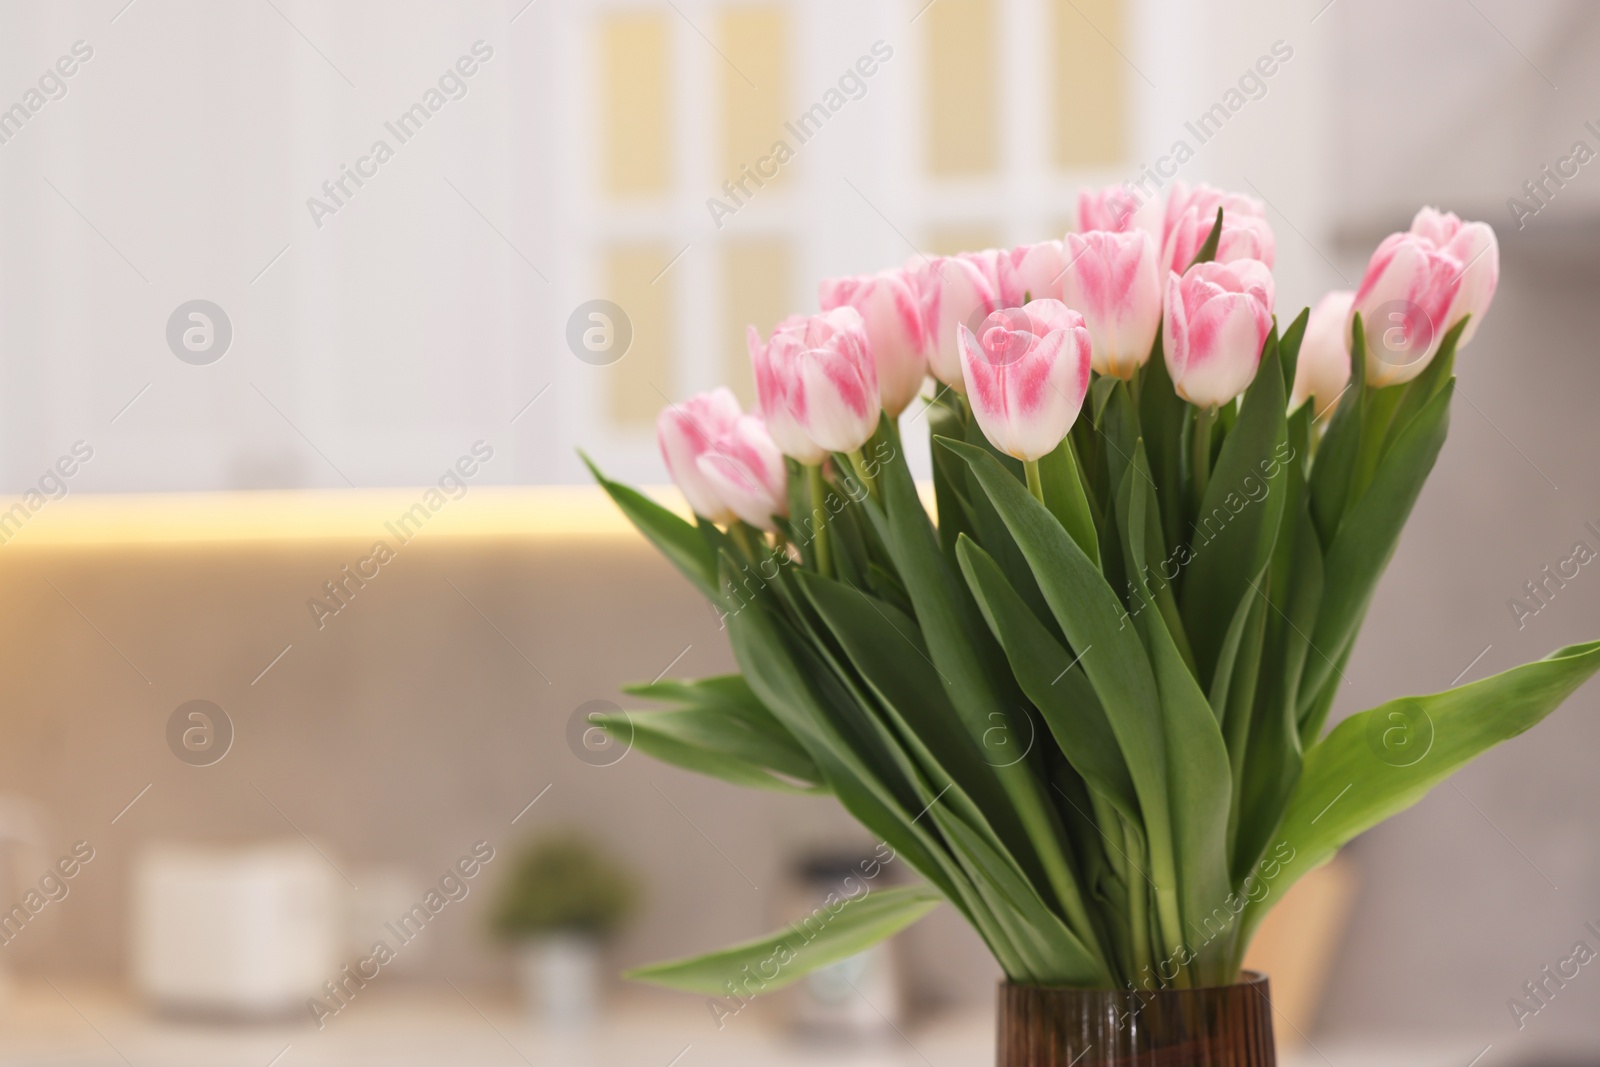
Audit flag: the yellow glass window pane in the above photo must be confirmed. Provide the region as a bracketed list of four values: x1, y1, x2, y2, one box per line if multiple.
[601, 13, 672, 196]
[605, 244, 675, 426]
[722, 239, 792, 407]
[927, 225, 1003, 257]
[719, 6, 789, 191]
[926, 0, 998, 177]
[1053, 0, 1126, 168]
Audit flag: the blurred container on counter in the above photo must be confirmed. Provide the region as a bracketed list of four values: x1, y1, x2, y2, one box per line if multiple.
[133, 840, 341, 1017]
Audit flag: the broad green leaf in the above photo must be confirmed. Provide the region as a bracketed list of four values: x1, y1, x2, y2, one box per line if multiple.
[928, 803, 1109, 986]
[1180, 336, 1290, 689]
[623, 673, 768, 719]
[1308, 315, 1368, 546]
[611, 675, 824, 790]
[792, 569, 1021, 845]
[721, 542, 1025, 973]
[1276, 308, 1310, 401]
[872, 424, 1100, 952]
[1236, 640, 1600, 958]
[956, 536, 1139, 824]
[1117, 445, 1233, 978]
[627, 884, 944, 995]
[593, 707, 826, 794]
[936, 437, 1184, 957]
[582, 452, 717, 600]
[1381, 319, 1464, 455]
[1037, 436, 1099, 567]
[1300, 382, 1452, 708]
[1138, 333, 1188, 556]
[929, 398, 979, 562]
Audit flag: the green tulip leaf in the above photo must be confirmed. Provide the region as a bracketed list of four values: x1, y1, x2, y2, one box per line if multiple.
[627, 884, 945, 995]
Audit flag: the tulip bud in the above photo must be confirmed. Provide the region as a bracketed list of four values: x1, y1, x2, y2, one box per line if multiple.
[1163, 260, 1275, 408]
[696, 415, 789, 530]
[1005, 240, 1066, 304]
[917, 255, 999, 392]
[1349, 231, 1463, 388]
[785, 306, 880, 454]
[818, 269, 928, 417]
[1408, 207, 1499, 347]
[1077, 184, 1160, 237]
[1059, 230, 1162, 380]
[958, 299, 1092, 461]
[1291, 290, 1354, 418]
[749, 317, 826, 464]
[657, 387, 745, 521]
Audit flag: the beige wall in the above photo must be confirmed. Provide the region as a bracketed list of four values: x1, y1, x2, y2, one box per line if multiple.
[0, 521, 994, 1008]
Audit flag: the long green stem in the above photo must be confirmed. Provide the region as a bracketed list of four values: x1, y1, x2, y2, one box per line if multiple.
[1024, 458, 1045, 504]
[847, 449, 880, 502]
[1190, 405, 1217, 509]
[805, 464, 832, 577]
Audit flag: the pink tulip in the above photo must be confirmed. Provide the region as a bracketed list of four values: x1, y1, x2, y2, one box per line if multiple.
[917, 255, 1000, 392]
[1408, 207, 1498, 346]
[696, 415, 788, 530]
[657, 387, 745, 521]
[1159, 182, 1275, 274]
[1161, 183, 1267, 245]
[958, 299, 1092, 462]
[1059, 230, 1162, 380]
[1005, 240, 1066, 304]
[750, 317, 828, 464]
[1163, 260, 1275, 408]
[1349, 231, 1463, 387]
[818, 269, 928, 417]
[1291, 290, 1354, 418]
[1162, 204, 1275, 275]
[785, 306, 880, 454]
[1077, 184, 1159, 236]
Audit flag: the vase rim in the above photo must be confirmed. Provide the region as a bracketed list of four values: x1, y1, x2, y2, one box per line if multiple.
[999, 970, 1268, 996]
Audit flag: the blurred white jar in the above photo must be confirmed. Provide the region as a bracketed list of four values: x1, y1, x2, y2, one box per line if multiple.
[133, 840, 340, 1017]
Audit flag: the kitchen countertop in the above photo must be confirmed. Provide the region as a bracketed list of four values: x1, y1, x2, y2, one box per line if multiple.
[0, 982, 1524, 1067]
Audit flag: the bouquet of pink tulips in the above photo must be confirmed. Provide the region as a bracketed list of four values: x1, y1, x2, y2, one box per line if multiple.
[586, 182, 1600, 997]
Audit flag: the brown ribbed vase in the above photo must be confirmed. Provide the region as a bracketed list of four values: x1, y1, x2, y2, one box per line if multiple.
[997, 972, 1276, 1067]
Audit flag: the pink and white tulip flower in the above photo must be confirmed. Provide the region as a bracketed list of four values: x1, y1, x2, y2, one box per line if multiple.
[1160, 182, 1275, 274]
[1163, 204, 1276, 275]
[1291, 290, 1354, 418]
[958, 299, 1092, 462]
[750, 318, 828, 464]
[1005, 240, 1066, 304]
[1163, 260, 1276, 409]
[1059, 230, 1162, 380]
[1077, 184, 1160, 237]
[1407, 207, 1499, 347]
[1161, 183, 1267, 244]
[696, 415, 789, 530]
[784, 306, 880, 454]
[1349, 230, 1464, 388]
[657, 387, 745, 521]
[917, 255, 1000, 392]
[818, 269, 927, 417]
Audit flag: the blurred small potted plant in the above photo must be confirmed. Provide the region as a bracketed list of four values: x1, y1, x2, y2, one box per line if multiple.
[490, 833, 638, 1027]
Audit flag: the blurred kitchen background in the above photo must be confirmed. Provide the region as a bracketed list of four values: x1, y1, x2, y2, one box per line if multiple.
[0, 0, 1598, 1063]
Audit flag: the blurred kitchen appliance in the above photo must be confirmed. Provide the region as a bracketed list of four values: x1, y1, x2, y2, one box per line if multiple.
[133, 840, 341, 1016]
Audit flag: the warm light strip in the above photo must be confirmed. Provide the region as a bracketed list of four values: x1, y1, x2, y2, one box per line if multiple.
[0, 484, 939, 548]
[0, 486, 690, 547]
